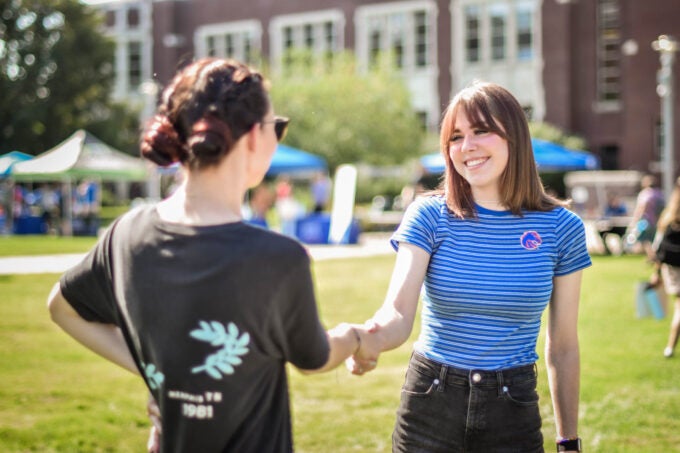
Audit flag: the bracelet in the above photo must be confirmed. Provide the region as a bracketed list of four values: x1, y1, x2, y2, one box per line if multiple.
[350, 327, 361, 355]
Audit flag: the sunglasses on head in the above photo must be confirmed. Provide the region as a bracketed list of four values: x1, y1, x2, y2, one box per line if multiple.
[262, 116, 290, 141]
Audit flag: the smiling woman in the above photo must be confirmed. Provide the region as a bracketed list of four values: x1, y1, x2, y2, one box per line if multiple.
[346, 81, 590, 453]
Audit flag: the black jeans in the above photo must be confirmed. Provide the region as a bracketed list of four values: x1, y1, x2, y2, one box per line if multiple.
[392, 353, 543, 453]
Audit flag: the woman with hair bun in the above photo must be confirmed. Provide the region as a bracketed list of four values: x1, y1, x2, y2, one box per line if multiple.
[47, 58, 375, 452]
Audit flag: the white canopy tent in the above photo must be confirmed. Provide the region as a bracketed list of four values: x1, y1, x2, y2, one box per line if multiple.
[10, 130, 150, 235]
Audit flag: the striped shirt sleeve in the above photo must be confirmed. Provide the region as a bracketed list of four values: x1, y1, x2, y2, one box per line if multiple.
[390, 196, 441, 254]
[554, 208, 592, 276]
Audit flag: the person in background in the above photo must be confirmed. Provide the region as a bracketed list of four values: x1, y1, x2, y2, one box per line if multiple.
[651, 177, 680, 358]
[348, 81, 590, 453]
[604, 192, 627, 217]
[245, 182, 274, 228]
[311, 171, 331, 213]
[47, 58, 375, 452]
[629, 174, 665, 260]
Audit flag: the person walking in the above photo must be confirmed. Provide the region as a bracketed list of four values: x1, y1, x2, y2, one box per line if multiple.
[652, 177, 680, 358]
[629, 174, 665, 260]
[47, 58, 371, 452]
[349, 81, 590, 452]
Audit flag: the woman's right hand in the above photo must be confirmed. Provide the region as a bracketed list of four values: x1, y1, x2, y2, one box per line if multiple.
[146, 394, 162, 453]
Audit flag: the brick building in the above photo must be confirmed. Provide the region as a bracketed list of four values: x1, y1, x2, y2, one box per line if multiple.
[90, 0, 680, 175]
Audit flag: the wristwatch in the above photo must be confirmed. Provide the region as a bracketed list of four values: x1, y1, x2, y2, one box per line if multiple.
[556, 437, 582, 452]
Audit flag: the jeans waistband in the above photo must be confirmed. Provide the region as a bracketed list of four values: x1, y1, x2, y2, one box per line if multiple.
[410, 352, 537, 388]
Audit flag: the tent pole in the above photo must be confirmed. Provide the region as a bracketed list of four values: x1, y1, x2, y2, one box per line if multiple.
[62, 178, 73, 236]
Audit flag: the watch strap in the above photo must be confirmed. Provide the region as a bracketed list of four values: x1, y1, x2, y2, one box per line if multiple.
[556, 437, 582, 452]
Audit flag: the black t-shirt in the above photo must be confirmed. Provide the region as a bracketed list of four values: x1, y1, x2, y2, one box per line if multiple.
[60, 205, 330, 452]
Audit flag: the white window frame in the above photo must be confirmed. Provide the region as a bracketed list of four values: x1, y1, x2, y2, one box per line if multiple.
[355, 1, 437, 74]
[195, 20, 262, 64]
[89, 0, 153, 101]
[452, 0, 543, 119]
[269, 9, 345, 71]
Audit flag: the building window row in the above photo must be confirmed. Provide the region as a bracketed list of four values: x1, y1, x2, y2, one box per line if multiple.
[195, 21, 262, 66]
[596, 0, 621, 107]
[462, 0, 536, 65]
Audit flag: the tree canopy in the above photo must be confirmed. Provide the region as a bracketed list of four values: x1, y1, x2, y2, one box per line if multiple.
[0, 0, 138, 155]
[269, 52, 425, 172]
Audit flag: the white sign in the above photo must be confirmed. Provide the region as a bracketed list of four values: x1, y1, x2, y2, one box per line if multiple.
[328, 164, 357, 244]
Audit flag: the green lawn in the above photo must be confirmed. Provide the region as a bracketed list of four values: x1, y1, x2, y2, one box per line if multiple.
[1, 254, 679, 452]
[0, 235, 96, 257]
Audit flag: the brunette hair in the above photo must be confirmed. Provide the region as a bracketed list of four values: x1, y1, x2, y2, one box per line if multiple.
[657, 177, 680, 232]
[140, 58, 270, 169]
[436, 81, 567, 218]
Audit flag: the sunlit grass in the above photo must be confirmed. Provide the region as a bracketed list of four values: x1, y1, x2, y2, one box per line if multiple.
[1, 254, 679, 452]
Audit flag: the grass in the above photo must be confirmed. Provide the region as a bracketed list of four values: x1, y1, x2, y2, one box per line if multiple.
[1, 253, 679, 452]
[0, 235, 96, 257]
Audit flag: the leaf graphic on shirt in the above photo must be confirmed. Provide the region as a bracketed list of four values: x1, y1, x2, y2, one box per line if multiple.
[190, 321, 250, 380]
[142, 362, 165, 390]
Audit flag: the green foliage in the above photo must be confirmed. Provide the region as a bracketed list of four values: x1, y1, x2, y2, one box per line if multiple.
[0, 0, 139, 155]
[529, 121, 588, 151]
[2, 254, 680, 451]
[269, 51, 425, 172]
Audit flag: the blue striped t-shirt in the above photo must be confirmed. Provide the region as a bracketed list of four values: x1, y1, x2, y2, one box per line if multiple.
[391, 195, 592, 370]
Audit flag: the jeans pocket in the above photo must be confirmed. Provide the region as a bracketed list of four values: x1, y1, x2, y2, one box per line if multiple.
[401, 367, 437, 396]
[501, 379, 539, 407]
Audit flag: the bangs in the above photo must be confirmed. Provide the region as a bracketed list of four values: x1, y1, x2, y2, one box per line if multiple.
[451, 92, 507, 139]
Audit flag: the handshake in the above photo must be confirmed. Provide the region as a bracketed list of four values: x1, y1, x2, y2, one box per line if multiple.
[329, 320, 383, 376]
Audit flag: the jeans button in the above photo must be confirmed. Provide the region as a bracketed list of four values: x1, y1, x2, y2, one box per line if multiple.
[471, 372, 482, 383]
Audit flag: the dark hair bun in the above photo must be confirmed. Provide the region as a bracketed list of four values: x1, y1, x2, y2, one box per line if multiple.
[186, 116, 233, 165]
[140, 114, 185, 166]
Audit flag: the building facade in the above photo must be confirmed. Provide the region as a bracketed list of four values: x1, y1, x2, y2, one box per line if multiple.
[91, 0, 680, 176]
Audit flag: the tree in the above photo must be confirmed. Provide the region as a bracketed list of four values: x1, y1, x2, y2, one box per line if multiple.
[0, 0, 139, 155]
[268, 51, 425, 172]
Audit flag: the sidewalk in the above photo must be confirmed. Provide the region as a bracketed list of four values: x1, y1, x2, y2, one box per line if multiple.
[0, 233, 394, 275]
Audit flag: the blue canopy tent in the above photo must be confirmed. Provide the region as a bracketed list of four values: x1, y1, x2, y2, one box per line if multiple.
[0, 151, 33, 177]
[420, 138, 600, 173]
[267, 144, 327, 176]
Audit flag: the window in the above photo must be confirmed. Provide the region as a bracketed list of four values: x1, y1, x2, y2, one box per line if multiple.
[127, 7, 139, 29]
[464, 6, 481, 63]
[597, 0, 621, 105]
[105, 10, 115, 28]
[128, 41, 141, 89]
[270, 10, 344, 70]
[357, 3, 435, 72]
[414, 11, 428, 67]
[489, 5, 507, 61]
[516, 3, 533, 60]
[195, 21, 262, 65]
[460, 1, 536, 65]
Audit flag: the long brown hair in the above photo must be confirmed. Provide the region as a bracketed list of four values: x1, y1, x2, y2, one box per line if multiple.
[657, 177, 680, 232]
[436, 81, 567, 218]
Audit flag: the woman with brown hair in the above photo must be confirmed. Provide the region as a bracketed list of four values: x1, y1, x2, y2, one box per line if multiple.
[351, 81, 590, 452]
[47, 58, 371, 452]
[652, 177, 680, 358]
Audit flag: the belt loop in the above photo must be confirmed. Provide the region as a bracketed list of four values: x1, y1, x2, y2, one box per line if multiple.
[437, 364, 448, 392]
[496, 370, 504, 397]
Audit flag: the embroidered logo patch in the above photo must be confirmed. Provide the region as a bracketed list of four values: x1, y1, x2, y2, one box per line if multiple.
[520, 231, 542, 250]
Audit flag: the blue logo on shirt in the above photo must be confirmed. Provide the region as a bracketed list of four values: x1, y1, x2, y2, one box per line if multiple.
[520, 231, 542, 250]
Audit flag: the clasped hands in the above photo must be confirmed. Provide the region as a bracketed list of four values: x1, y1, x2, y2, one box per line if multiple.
[342, 319, 382, 376]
